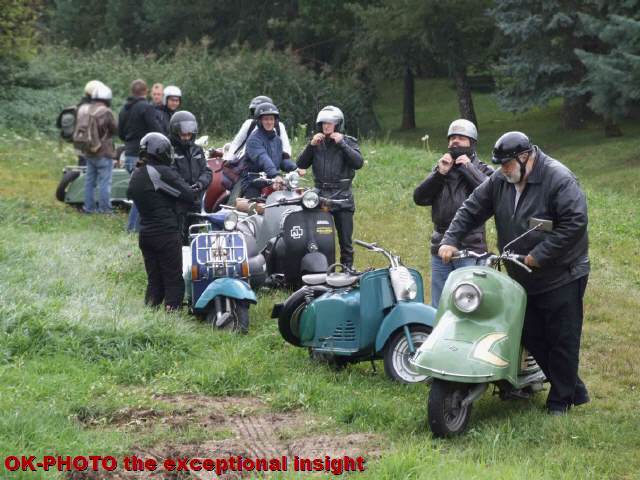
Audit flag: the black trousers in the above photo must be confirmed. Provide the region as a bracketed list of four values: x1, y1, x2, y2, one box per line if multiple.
[331, 209, 354, 267]
[139, 232, 184, 309]
[522, 275, 589, 410]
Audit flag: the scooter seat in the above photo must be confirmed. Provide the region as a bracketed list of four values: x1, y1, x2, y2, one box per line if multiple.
[326, 272, 360, 288]
[302, 273, 327, 285]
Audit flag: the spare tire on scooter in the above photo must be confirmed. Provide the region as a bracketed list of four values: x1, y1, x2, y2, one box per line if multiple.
[277, 286, 327, 346]
[55, 170, 80, 202]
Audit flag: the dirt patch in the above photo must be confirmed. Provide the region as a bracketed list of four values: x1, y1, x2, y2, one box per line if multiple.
[73, 393, 383, 479]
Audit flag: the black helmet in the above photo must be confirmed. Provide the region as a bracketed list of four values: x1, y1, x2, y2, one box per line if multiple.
[139, 132, 173, 165]
[249, 95, 273, 116]
[492, 131, 532, 165]
[254, 101, 279, 120]
[169, 110, 198, 144]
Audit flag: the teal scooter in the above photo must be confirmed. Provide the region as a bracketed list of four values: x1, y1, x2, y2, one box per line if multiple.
[273, 240, 437, 383]
[411, 229, 547, 437]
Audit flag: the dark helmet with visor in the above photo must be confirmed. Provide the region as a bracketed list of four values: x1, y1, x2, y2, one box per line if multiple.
[169, 110, 198, 145]
[139, 132, 173, 165]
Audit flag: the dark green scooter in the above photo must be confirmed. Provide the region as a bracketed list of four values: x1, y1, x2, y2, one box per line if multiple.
[273, 240, 437, 383]
[411, 229, 547, 437]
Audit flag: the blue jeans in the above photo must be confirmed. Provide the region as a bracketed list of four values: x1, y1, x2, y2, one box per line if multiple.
[83, 156, 113, 213]
[125, 154, 141, 232]
[431, 254, 477, 308]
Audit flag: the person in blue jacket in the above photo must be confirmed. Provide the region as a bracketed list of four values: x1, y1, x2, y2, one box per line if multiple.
[240, 102, 297, 199]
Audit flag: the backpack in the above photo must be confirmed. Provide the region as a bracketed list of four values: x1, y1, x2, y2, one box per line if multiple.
[221, 156, 248, 190]
[56, 106, 77, 142]
[73, 104, 106, 154]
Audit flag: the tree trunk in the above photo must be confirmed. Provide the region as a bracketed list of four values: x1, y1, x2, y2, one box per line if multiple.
[562, 96, 589, 130]
[453, 68, 478, 128]
[604, 118, 623, 137]
[401, 65, 416, 130]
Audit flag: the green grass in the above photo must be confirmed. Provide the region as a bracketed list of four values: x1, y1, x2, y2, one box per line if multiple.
[1, 79, 639, 479]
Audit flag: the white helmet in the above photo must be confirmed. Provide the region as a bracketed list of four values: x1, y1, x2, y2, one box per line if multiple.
[91, 84, 112, 103]
[163, 85, 182, 106]
[447, 119, 477, 141]
[316, 105, 345, 132]
[84, 80, 105, 97]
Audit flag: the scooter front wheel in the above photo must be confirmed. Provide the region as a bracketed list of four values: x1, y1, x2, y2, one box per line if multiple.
[383, 325, 432, 384]
[428, 380, 473, 438]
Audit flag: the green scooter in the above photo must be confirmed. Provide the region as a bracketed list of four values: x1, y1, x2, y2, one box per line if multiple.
[411, 231, 546, 437]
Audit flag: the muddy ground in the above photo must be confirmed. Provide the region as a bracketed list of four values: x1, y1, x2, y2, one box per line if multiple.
[70, 393, 383, 479]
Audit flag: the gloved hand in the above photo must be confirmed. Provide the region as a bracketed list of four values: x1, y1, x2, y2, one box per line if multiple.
[190, 183, 202, 193]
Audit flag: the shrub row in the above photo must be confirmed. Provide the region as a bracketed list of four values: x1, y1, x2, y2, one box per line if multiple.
[1, 45, 378, 139]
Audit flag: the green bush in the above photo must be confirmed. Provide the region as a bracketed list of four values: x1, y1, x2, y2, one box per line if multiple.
[1, 44, 378, 138]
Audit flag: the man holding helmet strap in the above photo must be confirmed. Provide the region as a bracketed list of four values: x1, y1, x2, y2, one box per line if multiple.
[413, 119, 494, 307]
[227, 95, 292, 162]
[126, 132, 196, 311]
[156, 85, 182, 135]
[169, 110, 212, 244]
[241, 101, 298, 199]
[296, 106, 364, 269]
[439, 131, 590, 415]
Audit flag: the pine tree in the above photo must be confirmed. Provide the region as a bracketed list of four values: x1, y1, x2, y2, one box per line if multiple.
[575, 1, 640, 136]
[491, 0, 599, 129]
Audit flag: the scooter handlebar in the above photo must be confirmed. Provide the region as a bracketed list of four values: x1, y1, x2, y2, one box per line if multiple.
[354, 239, 377, 249]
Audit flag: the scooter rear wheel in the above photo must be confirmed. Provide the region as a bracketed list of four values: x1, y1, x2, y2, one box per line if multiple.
[428, 380, 473, 438]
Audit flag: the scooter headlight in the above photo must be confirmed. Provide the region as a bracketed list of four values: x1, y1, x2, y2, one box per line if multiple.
[224, 212, 238, 231]
[390, 266, 418, 301]
[453, 282, 482, 313]
[302, 190, 320, 209]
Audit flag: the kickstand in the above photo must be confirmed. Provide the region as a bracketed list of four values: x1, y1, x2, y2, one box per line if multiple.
[370, 358, 377, 374]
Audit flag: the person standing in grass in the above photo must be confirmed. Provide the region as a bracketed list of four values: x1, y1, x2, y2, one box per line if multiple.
[439, 131, 590, 415]
[74, 83, 117, 214]
[296, 105, 364, 270]
[118, 79, 164, 233]
[168, 110, 212, 245]
[126, 132, 195, 312]
[413, 119, 494, 308]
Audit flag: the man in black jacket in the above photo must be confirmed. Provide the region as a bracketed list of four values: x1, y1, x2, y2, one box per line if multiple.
[127, 132, 195, 311]
[413, 119, 494, 307]
[296, 106, 363, 269]
[169, 111, 212, 244]
[439, 131, 590, 415]
[119, 79, 163, 233]
[156, 85, 182, 135]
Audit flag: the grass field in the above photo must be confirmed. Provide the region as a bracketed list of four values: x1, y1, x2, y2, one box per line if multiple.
[1, 80, 639, 479]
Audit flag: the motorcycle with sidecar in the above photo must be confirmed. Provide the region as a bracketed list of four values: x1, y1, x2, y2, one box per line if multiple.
[410, 229, 547, 437]
[272, 240, 437, 383]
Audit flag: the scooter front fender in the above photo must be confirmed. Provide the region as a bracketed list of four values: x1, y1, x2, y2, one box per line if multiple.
[374, 302, 437, 353]
[194, 277, 257, 310]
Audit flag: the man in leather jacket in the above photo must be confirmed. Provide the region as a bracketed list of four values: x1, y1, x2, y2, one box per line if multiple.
[413, 119, 493, 307]
[169, 111, 212, 244]
[126, 132, 195, 311]
[439, 131, 590, 415]
[296, 106, 364, 269]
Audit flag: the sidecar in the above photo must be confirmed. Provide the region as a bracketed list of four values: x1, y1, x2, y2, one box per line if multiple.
[55, 165, 131, 208]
